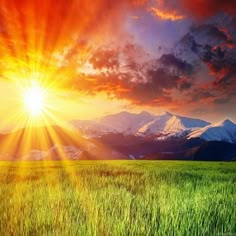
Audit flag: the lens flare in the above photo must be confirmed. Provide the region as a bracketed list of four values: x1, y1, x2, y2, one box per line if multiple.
[23, 81, 45, 117]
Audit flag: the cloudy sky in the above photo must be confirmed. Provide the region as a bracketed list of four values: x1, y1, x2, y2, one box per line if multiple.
[0, 0, 236, 129]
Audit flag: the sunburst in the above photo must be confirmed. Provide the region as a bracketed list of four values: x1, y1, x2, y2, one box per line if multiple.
[23, 80, 46, 118]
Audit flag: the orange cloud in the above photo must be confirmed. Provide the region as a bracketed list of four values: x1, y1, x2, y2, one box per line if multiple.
[149, 7, 185, 21]
[130, 15, 141, 20]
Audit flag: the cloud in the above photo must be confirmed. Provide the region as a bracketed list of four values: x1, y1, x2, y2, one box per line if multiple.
[191, 25, 232, 44]
[178, 22, 236, 83]
[147, 0, 186, 21]
[189, 89, 214, 103]
[171, 18, 236, 114]
[67, 45, 196, 107]
[148, 7, 185, 21]
[214, 97, 231, 104]
[181, 0, 236, 19]
[130, 15, 142, 20]
[0, 0, 147, 64]
[89, 48, 120, 71]
[158, 54, 194, 75]
[0, 0, 235, 119]
[151, 0, 236, 21]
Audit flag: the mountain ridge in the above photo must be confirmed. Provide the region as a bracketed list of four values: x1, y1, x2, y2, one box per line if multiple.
[0, 111, 235, 161]
[71, 111, 212, 138]
[188, 118, 236, 143]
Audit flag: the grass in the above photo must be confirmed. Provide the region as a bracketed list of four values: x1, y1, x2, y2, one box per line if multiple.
[0, 161, 235, 235]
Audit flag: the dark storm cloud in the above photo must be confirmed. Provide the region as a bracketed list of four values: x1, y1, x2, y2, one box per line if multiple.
[178, 22, 236, 85]
[172, 16, 236, 113]
[178, 24, 233, 55]
[190, 24, 232, 45]
[158, 53, 194, 75]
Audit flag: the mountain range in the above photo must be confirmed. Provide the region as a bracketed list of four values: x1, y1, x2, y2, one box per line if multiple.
[70, 111, 236, 161]
[71, 111, 236, 143]
[0, 111, 236, 161]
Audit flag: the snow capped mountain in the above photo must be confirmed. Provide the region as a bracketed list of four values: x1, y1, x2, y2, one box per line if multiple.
[0, 112, 235, 161]
[71, 110, 236, 144]
[148, 115, 209, 140]
[134, 113, 209, 136]
[188, 119, 236, 143]
[163, 115, 210, 132]
[137, 112, 172, 135]
[71, 111, 156, 137]
[99, 111, 155, 135]
[72, 111, 210, 138]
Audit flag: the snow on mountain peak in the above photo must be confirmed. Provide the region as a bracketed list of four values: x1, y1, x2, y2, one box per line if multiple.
[71, 111, 212, 139]
[139, 111, 152, 116]
[99, 111, 155, 134]
[137, 112, 172, 135]
[164, 115, 210, 132]
[188, 119, 236, 143]
[160, 111, 172, 116]
[215, 119, 235, 128]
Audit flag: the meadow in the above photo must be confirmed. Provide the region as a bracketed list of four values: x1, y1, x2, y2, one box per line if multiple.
[0, 161, 235, 236]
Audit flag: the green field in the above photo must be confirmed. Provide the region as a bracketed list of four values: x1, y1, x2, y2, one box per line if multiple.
[0, 161, 235, 235]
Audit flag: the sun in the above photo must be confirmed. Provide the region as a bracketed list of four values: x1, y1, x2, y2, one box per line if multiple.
[23, 81, 45, 117]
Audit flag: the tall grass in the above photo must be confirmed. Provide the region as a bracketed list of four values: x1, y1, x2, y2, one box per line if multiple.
[0, 161, 235, 235]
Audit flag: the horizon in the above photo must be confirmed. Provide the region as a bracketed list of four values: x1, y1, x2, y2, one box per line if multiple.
[1, 109, 236, 134]
[1, 109, 236, 135]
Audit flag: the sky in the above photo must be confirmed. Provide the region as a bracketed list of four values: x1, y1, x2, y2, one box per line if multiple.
[0, 0, 236, 130]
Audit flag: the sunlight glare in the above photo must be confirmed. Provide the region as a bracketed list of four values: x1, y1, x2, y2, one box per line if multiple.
[23, 81, 45, 117]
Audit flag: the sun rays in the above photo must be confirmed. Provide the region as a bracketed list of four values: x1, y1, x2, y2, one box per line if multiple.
[0, 0, 121, 163]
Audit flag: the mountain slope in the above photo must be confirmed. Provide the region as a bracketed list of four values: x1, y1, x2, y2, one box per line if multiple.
[142, 141, 236, 161]
[71, 111, 155, 137]
[137, 112, 172, 135]
[163, 115, 210, 132]
[99, 111, 155, 134]
[188, 119, 236, 143]
[192, 141, 236, 161]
